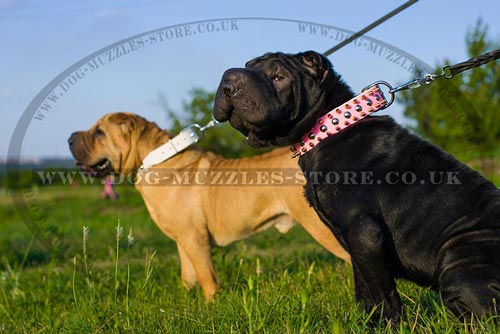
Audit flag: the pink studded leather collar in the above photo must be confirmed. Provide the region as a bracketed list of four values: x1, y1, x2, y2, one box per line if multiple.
[290, 84, 388, 157]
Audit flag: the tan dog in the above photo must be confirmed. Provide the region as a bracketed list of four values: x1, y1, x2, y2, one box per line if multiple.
[68, 112, 350, 300]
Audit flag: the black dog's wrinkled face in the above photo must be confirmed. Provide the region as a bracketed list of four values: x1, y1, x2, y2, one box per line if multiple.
[213, 51, 352, 147]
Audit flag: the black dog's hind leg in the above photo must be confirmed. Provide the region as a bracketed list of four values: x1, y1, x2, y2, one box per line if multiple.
[438, 240, 500, 321]
[346, 216, 402, 324]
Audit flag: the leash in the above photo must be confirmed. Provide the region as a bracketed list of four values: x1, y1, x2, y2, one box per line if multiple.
[385, 48, 500, 99]
[141, 2, 421, 167]
[291, 48, 500, 157]
[140, 118, 219, 171]
[323, 0, 418, 56]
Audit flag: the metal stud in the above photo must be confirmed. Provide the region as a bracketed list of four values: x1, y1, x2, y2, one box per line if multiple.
[301, 147, 307, 152]
[320, 125, 328, 132]
[309, 142, 315, 147]
[318, 119, 324, 124]
[345, 104, 351, 109]
[299, 140, 305, 146]
[336, 108, 342, 114]
[290, 145, 296, 152]
[344, 111, 351, 119]
[327, 114, 333, 119]
[332, 118, 339, 125]
[317, 137, 323, 141]
[366, 99, 373, 106]
[355, 105, 362, 112]
[375, 94, 381, 101]
[308, 133, 315, 140]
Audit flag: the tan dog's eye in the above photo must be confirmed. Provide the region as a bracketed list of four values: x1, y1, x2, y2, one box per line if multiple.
[95, 128, 105, 137]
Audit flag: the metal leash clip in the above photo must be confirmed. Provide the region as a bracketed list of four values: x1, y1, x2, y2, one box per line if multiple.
[188, 118, 220, 141]
[362, 72, 444, 109]
[389, 73, 443, 95]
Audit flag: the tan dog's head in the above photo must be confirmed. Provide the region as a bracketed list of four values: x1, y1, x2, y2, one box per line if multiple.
[68, 112, 170, 177]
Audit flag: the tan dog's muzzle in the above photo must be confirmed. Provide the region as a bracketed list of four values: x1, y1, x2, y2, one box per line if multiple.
[68, 131, 114, 177]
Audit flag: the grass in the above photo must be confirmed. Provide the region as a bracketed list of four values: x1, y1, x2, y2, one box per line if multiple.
[1, 184, 499, 333]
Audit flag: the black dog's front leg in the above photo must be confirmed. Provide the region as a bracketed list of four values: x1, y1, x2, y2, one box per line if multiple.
[352, 263, 375, 309]
[346, 216, 402, 324]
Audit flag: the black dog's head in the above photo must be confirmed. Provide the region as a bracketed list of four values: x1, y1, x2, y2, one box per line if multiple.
[213, 51, 354, 147]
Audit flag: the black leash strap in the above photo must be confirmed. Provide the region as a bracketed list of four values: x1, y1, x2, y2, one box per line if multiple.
[442, 48, 500, 79]
[393, 48, 500, 92]
[365, 48, 500, 109]
[324, 0, 418, 56]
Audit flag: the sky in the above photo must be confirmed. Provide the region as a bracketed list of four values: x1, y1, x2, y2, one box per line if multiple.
[2, 0, 500, 161]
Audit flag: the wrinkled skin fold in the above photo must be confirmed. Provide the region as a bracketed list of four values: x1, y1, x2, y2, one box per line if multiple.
[213, 50, 500, 324]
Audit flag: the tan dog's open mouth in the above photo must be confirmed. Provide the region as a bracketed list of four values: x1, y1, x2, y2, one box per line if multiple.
[77, 158, 113, 177]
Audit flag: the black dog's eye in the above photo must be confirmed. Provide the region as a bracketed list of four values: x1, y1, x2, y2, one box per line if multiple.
[95, 128, 105, 137]
[272, 74, 285, 81]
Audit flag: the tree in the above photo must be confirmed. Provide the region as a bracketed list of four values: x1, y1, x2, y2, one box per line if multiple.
[400, 19, 500, 181]
[157, 88, 270, 158]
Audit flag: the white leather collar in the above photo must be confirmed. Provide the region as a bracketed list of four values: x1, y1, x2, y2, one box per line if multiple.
[140, 126, 201, 171]
[139, 120, 218, 171]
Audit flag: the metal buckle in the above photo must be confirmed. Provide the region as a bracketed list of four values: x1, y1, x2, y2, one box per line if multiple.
[362, 81, 395, 109]
[188, 124, 205, 142]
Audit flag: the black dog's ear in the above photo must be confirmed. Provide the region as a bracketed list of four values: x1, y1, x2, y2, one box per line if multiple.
[245, 52, 275, 68]
[245, 57, 261, 68]
[296, 51, 331, 83]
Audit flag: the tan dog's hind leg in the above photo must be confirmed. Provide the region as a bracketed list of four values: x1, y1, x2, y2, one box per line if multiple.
[177, 243, 198, 289]
[178, 231, 220, 301]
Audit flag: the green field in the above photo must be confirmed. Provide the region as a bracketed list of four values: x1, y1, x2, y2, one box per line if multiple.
[1, 184, 499, 333]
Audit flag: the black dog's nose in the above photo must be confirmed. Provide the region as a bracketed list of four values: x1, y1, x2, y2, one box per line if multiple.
[220, 68, 247, 99]
[222, 83, 237, 99]
[214, 68, 249, 122]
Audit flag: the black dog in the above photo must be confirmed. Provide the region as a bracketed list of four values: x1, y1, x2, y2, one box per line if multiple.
[213, 50, 500, 323]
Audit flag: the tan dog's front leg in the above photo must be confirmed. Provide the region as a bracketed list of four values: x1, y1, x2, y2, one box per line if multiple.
[177, 243, 198, 289]
[179, 232, 220, 301]
[301, 216, 351, 263]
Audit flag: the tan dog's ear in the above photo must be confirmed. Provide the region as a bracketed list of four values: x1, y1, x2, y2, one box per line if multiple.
[296, 51, 331, 83]
[107, 112, 170, 141]
[107, 113, 143, 136]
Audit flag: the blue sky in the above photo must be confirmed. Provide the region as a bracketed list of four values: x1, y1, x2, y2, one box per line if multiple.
[2, 0, 500, 160]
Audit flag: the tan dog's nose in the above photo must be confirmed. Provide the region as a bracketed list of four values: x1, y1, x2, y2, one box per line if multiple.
[68, 132, 78, 147]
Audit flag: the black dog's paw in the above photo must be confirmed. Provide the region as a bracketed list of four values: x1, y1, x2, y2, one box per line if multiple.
[360, 296, 402, 328]
[365, 304, 401, 328]
[384, 308, 401, 328]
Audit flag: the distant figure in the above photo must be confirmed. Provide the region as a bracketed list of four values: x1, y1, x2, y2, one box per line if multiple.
[71, 179, 79, 189]
[101, 175, 118, 200]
